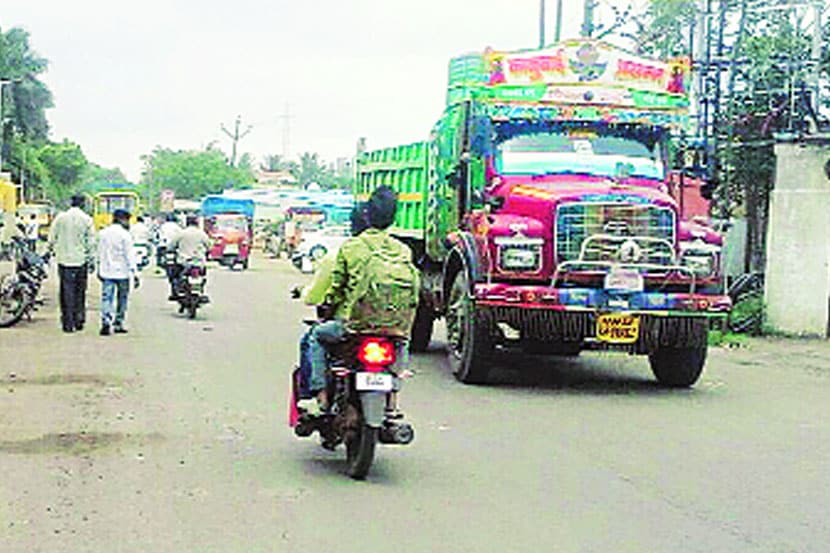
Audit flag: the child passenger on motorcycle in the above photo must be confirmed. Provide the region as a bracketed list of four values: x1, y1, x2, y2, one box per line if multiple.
[297, 187, 418, 416]
[295, 204, 368, 406]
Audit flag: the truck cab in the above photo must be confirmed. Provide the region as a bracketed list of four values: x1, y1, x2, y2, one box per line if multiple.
[357, 40, 730, 388]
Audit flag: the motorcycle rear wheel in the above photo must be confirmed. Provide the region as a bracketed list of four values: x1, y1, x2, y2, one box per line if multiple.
[345, 424, 378, 480]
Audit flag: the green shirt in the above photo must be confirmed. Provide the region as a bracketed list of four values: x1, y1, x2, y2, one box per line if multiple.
[327, 228, 418, 323]
[301, 249, 337, 305]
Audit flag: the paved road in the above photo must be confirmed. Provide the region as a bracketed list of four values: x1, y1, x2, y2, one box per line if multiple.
[1, 255, 829, 553]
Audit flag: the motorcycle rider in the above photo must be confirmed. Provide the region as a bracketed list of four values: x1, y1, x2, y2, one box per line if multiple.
[157, 214, 183, 296]
[130, 216, 152, 268]
[168, 214, 211, 300]
[299, 186, 419, 415]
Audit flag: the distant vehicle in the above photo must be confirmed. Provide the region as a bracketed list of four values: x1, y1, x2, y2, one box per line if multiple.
[93, 188, 140, 230]
[292, 225, 350, 273]
[17, 202, 54, 240]
[201, 196, 255, 270]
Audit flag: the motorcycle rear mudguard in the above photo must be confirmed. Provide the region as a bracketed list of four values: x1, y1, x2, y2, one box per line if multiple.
[359, 392, 386, 428]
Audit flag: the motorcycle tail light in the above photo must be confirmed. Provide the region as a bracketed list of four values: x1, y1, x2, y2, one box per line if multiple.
[188, 266, 205, 277]
[357, 338, 396, 369]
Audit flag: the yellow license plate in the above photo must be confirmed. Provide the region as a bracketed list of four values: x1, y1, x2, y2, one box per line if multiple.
[596, 314, 640, 344]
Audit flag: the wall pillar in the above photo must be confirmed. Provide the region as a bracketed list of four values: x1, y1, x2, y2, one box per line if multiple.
[764, 137, 830, 337]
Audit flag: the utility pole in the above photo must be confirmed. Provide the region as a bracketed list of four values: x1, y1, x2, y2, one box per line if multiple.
[539, 0, 546, 48]
[277, 103, 293, 160]
[0, 79, 14, 173]
[581, 0, 596, 38]
[811, 2, 823, 114]
[220, 115, 252, 167]
[554, 0, 564, 42]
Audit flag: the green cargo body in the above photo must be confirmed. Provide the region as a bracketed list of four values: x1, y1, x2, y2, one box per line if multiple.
[355, 142, 429, 239]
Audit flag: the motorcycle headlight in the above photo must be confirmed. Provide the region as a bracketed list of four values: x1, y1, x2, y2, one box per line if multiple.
[495, 237, 543, 272]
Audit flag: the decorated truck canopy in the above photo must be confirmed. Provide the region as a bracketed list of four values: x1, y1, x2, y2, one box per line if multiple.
[447, 39, 690, 129]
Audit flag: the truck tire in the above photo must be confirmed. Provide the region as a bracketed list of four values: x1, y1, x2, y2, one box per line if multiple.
[649, 345, 707, 388]
[446, 271, 492, 384]
[409, 303, 434, 353]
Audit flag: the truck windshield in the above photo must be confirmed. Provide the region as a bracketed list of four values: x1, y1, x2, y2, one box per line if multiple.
[495, 131, 664, 180]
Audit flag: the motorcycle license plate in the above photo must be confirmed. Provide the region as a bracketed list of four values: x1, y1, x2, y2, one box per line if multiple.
[224, 244, 239, 255]
[355, 372, 393, 392]
[596, 313, 640, 344]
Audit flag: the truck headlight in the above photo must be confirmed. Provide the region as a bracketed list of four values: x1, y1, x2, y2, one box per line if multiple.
[495, 237, 543, 272]
[680, 242, 720, 278]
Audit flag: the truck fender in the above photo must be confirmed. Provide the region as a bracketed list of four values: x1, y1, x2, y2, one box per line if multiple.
[441, 232, 481, 310]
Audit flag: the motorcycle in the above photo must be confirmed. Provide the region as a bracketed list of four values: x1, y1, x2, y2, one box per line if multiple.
[173, 261, 209, 319]
[0, 236, 51, 328]
[290, 323, 415, 480]
[133, 242, 152, 271]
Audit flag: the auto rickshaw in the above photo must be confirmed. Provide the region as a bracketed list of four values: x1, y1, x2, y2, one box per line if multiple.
[201, 196, 254, 270]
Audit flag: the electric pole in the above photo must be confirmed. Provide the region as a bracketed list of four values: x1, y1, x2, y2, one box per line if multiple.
[554, 0, 564, 42]
[581, 0, 596, 38]
[539, 0, 546, 48]
[220, 115, 252, 167]
[277, 103, 293, 160]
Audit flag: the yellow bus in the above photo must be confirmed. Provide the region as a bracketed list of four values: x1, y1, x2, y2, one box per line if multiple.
[93, 190, 140, 230]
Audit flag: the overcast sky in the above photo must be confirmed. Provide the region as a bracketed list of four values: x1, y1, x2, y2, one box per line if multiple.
[3, 0, 639, 180]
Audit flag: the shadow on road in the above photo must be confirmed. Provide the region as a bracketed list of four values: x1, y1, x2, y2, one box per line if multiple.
[415, 341, 688, 397]
[298, 451, 397, 484]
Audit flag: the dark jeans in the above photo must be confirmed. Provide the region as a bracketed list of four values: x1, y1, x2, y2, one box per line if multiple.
[58, 264, 88, 331]
[167, 263, 183, 295]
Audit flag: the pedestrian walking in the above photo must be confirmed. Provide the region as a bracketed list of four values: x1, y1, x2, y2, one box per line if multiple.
[24, 214, 39, 252]
[97, 209, 139, 336]
[48, 195, 96, 333]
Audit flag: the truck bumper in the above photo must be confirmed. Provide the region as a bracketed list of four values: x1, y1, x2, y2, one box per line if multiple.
[473, 283, 730, 353]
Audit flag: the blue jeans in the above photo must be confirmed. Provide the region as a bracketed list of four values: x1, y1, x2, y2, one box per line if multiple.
[308, 319, 411, 393]
[100, 278, 130, 328]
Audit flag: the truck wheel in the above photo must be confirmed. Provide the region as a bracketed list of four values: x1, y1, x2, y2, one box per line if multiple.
[649, 345, 707, 388]
[409, 303, 434, 353]
[446, 271, 492, 384]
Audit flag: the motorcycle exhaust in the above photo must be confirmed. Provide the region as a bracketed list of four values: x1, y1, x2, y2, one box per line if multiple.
[379, 421, 415, 445]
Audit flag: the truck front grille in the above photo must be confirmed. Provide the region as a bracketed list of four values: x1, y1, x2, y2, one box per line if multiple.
[555, 202, 676, 266]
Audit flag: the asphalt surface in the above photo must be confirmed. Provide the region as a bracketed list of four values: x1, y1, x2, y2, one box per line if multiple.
[1, 254, 829, 553]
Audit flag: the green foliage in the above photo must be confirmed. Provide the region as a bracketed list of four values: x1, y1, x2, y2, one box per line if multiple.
[80, 163, 128, 191]
[629, 0, 697, 58]
[261, 154, 298, 174]
[0, 26, 53, 153]
[292, 152, 333, 188]
[38, 139, 89, 203]
[139, 146, 255, 209]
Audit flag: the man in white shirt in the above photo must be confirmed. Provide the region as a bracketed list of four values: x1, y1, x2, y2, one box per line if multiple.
[24, 214, 39, 251]
[48, 195, 96, 333]
[168, 215, 211, 300]
[130, 216, 151, 245]
[97, 209, 139, 336]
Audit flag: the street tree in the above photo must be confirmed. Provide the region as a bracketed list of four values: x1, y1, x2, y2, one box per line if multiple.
[37, 139, 89, 203]
[140, 146, 255, 209]
[292, 151, 335, 189]
[0, 26, 53, 165]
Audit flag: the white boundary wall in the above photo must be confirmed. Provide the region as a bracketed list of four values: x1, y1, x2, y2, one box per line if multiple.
[765, 139, 830, 337]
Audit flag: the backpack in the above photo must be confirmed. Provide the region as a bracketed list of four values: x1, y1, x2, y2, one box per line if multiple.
[347, 235, 420, 338]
